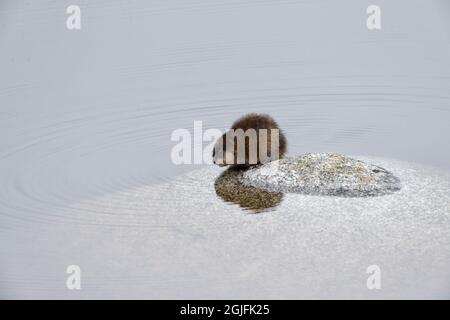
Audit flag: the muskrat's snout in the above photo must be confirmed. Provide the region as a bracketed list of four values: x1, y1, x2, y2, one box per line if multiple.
[212, 135, 235, 166]
[212, 150, 227, 167]
[212, 113, 287, 167]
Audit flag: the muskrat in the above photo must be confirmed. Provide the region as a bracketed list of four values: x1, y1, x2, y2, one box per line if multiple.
[212, 113, 287, 167]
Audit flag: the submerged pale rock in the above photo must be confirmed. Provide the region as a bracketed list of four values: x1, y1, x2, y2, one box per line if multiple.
[3, 157, 450, 299]
[241, 153, 401, 197]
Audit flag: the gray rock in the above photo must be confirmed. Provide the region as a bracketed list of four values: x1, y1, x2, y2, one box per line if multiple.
[241, 153, 401, 197]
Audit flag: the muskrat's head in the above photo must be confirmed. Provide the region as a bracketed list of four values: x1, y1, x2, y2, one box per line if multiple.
[212, 113, 287, 168]
[212, 133, 235, 167]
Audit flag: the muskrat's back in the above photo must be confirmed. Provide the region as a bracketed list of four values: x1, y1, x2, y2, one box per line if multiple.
[212, 113, 287, 167]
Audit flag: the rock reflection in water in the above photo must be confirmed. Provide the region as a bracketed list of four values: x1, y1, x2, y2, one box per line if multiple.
[214, 167, 283, 213]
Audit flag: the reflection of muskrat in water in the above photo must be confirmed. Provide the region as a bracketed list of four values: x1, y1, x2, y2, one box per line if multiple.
[212, 113, 287, 167]
[214, 167, 283, 212]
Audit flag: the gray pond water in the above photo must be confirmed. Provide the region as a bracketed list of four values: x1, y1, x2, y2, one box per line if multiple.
[0, 0, 449, 298]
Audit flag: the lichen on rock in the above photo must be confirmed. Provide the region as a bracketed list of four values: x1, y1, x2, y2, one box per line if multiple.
[240, 153, 401, 197]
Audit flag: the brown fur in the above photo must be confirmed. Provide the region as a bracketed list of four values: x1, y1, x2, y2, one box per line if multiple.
[212, 113, 287, 167]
